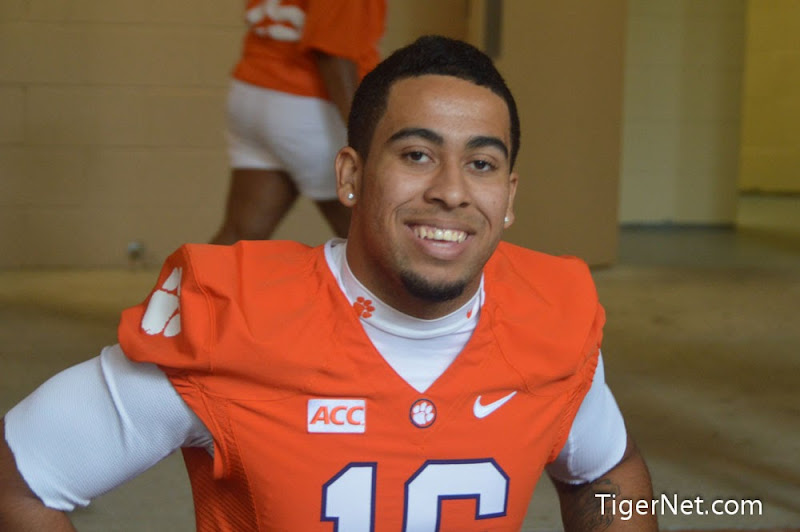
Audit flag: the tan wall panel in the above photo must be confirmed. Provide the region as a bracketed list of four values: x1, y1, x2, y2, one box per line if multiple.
[620, 0, 745, 224]
[675, 124, 741, 221]
[741, 147, 800, 192]
[496, 1, 626, 265]
[0, 208, 26, 267]
[145, 0, 241, 26]
[0, 147, 88, 207]
[29, 0, 148, 22]
[83, 149, 227, 208]
[382, 0, 467, 53]
[25, 24, 89, 84]
[27, 87, 147, 145]
[0, 1, 26, 21]
[739, 0, 800, 192]
[745, 0, 800, 52]
[120, 205, 223, 260]
[141, 88, 227, 147]
[272, 197, 337, 248]
[0, 87, 25, 143]
[16, 208, 107, 265]
[0, 23, 35, 82]
[82, 27, 204, 86]
[196, 29, 246, 87]
[11, 205, 221, 267]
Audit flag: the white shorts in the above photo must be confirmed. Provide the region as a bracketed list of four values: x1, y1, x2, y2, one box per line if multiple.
[226, 79, 346, 200]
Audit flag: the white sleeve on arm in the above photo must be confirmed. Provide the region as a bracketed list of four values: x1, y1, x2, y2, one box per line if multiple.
[4, 344, 212, 511]
[545, 352, 628, 485]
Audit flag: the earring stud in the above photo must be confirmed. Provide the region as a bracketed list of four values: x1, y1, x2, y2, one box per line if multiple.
[347, 192, 355, 200]
[504, 216, 510, 224]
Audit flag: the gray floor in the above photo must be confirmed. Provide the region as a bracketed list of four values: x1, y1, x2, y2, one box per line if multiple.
[1, 197, 798, 531]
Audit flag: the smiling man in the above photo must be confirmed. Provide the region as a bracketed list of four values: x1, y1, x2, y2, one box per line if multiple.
[1, 36, 657, 531]
[340, 73, 517, 318]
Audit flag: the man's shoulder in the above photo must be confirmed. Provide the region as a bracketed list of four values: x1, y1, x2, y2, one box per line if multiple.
[119, 241, 332, 370]
[485, 243, 604, 395]
[157, 240, 329, 310]
[174, 240, 324, 280]
[180, 240, 317, 264]
[485, 241, 599, 336]
[489, 241, 592, 285]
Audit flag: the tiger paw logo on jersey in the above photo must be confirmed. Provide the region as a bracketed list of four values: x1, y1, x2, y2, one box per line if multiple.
[307, 399, 366, 433]
[141, 267, 182, 337]
[353, 296, 374, 318]
[409, 399, 437, 428]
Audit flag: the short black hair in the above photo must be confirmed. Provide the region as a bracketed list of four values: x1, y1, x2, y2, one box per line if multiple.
[348, 35, 521, 169]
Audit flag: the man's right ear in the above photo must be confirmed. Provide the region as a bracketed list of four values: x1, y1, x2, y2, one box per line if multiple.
[335, 146, 362, 206]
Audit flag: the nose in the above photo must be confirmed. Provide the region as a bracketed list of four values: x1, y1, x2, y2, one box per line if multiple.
[423, 159, 471, 209]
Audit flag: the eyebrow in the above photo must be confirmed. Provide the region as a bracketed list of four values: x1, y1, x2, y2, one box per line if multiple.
[387, 127, 509, 160]
[387, 127, 443, 145]
[466, 135, 509, 160]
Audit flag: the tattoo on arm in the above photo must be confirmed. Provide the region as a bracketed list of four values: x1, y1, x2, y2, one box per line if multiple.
[561, 478, 620, 531]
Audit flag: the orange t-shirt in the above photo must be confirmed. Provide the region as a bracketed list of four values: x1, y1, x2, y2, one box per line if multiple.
[119, 241, 604, 531]
[233, 0, 386, 99]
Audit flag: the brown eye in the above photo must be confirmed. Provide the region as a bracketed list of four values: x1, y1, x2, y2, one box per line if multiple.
[405, 151, 430, 163]
[470, 159, 496, 172]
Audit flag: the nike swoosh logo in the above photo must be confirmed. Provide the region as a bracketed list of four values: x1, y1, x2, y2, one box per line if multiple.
[473, 391, 517, 419]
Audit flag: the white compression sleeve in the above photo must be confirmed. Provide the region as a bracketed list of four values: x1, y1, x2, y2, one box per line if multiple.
[545, 354, 628, 484]
[4, 344, 211, 511]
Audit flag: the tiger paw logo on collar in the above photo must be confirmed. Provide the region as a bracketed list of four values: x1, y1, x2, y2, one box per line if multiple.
[353, 296, 375, 318]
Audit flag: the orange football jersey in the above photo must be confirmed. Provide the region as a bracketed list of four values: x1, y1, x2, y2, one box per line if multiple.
[119, 240, 604, 531]
[233, 0, 386, 99]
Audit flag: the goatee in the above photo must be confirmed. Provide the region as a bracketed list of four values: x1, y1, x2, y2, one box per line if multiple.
[400, 270, 466, 303]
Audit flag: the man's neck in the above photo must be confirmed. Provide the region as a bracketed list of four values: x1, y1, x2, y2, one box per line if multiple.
[343, 244, 480, 320]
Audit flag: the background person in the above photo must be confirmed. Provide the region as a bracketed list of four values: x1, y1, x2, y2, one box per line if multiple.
[210, 0, 386, 244]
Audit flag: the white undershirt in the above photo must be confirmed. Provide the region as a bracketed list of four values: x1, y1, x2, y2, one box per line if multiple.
[327, 239, 483, 393]
[4, 240, 626, 511]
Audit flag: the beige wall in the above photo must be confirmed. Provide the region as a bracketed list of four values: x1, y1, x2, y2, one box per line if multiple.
[382, 0, 466, 52]
[0, 1, 242, 267]
[620, 0, 746, 224]
[491, 1, 627, 265]
[739, 0, 800, 193]
[1, 1, 758, 267]
[0, 0, 468, 268]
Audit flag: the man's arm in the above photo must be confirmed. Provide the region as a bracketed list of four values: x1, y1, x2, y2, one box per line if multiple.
[551, 435, 658, 531]
[314, 50, 359, 123]
[0, 419, 75, 532]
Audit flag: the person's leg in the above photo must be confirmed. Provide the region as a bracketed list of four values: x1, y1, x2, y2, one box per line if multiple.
[210, 168, 298, 245]
[315, 199, 351, 238]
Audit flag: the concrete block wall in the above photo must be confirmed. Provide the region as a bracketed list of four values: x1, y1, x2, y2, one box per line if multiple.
[620, 0, 746, 224]
[0, 1, 243, 267]
[1, 0, 471, 268]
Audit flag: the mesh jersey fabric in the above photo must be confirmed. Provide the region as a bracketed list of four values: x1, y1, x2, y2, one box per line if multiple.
[234, 0, 386, 99]
[118, 240, 604, 531]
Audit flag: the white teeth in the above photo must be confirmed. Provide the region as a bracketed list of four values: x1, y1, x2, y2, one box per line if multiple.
[414, 225, 467, 243]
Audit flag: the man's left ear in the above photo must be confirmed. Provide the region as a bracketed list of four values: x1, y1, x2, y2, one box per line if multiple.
[335, 146, 362, 206]
[504, 172, 519, 228]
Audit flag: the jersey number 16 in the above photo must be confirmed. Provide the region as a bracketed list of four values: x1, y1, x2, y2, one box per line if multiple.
[322, 459, 510, 531]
